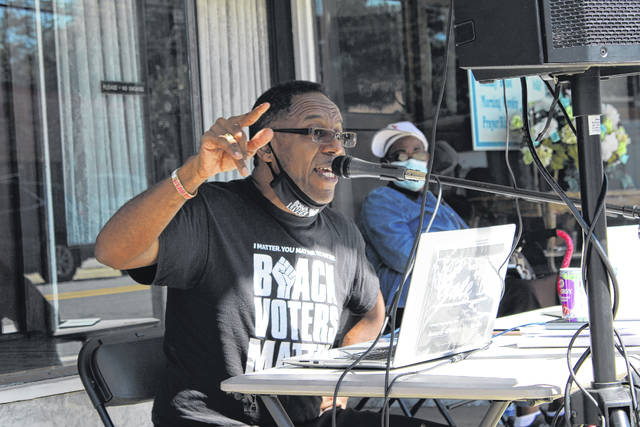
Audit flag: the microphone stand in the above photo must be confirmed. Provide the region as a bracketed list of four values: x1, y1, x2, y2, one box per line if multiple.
[429, 174, 640, 220]
[428, 69, 634, 425]
[565, 69, 632, 427]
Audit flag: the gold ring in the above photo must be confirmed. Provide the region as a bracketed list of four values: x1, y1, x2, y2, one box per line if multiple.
[222, 133, 236, 144]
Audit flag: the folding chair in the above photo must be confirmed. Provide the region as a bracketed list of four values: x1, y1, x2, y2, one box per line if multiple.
[77, 327, 166, 427]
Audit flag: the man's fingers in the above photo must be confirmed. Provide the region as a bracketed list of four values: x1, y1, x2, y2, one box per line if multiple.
[246, 128, 274, 154]
[200, 129, 249, 175]
[199, 104, 270, 176]
[220, 126, 252, 176]
[202, 129, 242, 159]
[234, 102, 270, 128]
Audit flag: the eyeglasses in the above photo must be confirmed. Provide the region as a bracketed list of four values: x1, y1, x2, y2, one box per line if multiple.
[272, 128, 357, 148]
[384, 150, 429, 162]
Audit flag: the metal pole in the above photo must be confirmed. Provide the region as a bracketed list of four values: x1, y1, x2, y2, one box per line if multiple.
[260, 396, 295, 427]
[35, 0, 59, 333]
[569, 68, 617, 385]
[428, 175, 640, 219]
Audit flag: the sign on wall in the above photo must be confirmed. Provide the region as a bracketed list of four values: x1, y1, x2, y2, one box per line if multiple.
[468, 71, 548, 151]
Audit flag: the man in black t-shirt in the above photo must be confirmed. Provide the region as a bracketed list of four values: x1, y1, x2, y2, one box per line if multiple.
[95, 81, 440, 426]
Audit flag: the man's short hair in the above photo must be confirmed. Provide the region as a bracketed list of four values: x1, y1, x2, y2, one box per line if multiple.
[249, 80, 327, 139]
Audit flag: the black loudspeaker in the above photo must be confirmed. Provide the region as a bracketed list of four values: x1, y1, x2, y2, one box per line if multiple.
[454, 0, 640, 81]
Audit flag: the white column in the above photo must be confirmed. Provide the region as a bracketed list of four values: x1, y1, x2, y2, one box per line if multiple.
[291, 0, 318, 82]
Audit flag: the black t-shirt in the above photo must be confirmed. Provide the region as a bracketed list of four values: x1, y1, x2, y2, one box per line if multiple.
[131, 178, 379, 426]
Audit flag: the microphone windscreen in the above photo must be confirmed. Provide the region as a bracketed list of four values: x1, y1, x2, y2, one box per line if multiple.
[331, 156, 350, 178]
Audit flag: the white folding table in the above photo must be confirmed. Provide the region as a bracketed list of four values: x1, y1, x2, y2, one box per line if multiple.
[221, 307, 638, 426]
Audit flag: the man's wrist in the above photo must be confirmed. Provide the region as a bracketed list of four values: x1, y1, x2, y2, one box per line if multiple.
[172, 160, 206, 198]
[171, 169, 197, 199]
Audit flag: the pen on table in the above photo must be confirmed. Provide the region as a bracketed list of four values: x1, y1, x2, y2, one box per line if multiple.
[543, 313, 562, 319]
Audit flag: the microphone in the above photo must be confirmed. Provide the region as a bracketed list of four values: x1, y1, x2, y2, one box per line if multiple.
[331, 156, 426, 182]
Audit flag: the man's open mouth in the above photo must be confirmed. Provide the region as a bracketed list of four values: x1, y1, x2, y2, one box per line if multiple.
[315, 166, 336, 179]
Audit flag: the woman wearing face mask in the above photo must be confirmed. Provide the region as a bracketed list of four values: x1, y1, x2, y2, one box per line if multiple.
[358, 121, 468, 314]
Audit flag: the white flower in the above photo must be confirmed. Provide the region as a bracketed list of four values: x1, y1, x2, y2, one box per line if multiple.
[601, 133, 618, 162]
[602, 104, 620, 129]
[538, 144, 554, 167]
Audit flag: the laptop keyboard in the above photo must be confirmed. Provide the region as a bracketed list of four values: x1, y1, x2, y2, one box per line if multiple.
[347, 345, 396, 361]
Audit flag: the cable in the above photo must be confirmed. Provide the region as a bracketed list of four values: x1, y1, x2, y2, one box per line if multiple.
[565, 324, 601, 424]
[537, 80, 619, 319]
[520, 77, 621, 317]
[541, 77, 577, 136]
[559, 326, 639, 427]
[614, 330, 638, 414]
[550, 402, 564, 427]
[330, 322, 386, 427]
[490, 321, 548, 338]
[331, 1, 453, 420]
[499, 79, 524, 284]
[535, 82, 562, 143]
[521, 77, 627, 424]
[331, 1, 454, 421]
[539, 80, 638, 421]
[580, 175, 609, 311]
[625, 355, 640, 382]
[535, 78, 621, 317]
[381, 177, 443, 427]
[383, 345, 484, 401]
[379, 1, 455, 425]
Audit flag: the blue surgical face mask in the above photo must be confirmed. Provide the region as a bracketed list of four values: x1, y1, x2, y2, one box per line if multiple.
[390, 158, 428, 192]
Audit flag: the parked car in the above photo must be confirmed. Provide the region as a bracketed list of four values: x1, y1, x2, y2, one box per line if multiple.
[1, 174, 93, 282]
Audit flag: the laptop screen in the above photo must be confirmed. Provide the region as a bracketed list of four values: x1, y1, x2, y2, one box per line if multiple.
[394, 224, 515, 367]
[606, 224, 640, 320]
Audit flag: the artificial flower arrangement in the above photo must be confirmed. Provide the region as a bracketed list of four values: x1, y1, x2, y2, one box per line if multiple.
[511, 90, 633, 192]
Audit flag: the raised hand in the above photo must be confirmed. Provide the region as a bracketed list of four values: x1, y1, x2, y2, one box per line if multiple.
[196, 103, 273, 179]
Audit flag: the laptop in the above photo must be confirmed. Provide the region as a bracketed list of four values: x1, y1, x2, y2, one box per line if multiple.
[602, 224, 640, 321]
[544, 224, 640, 327]
[284, 223, 516, 369]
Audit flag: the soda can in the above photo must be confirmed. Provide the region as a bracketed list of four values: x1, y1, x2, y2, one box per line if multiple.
[559, 267, 589, 322]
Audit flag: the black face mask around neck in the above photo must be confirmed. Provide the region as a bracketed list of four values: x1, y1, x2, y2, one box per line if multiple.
[266, 144, 327, 217]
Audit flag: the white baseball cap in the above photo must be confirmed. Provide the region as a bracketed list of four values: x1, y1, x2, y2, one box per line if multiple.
[370, 121, 429, 158]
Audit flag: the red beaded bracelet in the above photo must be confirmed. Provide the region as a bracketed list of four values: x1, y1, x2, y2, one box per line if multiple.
[171, 169, 197, 200]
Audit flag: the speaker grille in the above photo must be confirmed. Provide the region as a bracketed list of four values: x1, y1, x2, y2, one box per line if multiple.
[549, 0, 640, 48]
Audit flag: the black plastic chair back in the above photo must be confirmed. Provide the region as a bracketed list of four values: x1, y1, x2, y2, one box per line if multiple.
[77, 328, 165, 427]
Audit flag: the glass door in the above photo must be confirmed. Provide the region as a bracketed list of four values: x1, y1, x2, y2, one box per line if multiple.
[0, 0, 194, 335]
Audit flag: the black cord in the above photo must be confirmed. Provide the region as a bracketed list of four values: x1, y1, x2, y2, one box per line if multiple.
[537, 79, 639, 424]
[564, 324, 601, 425]
[379, 0, 454, 425]
[614, 330, 638, 413]
[383, 345, 484, 400]
[536, 79, 620, 317]
[626, 354, 640, 382]
[499, 79, 524, 286]
[550, 400, 565, 427]
[491, 321, 548, 338]
[581, 174, 609, 311]
[541, 77, 577, 136]
[535, 83, 562, 143]
[521, 77, 626, 425]
[559, 326, 639, 427]
[520, 77, 621, 317]
[381, 177, 443, 427]
[331, 319, 388, 427]
[331, 0, 454, 420]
